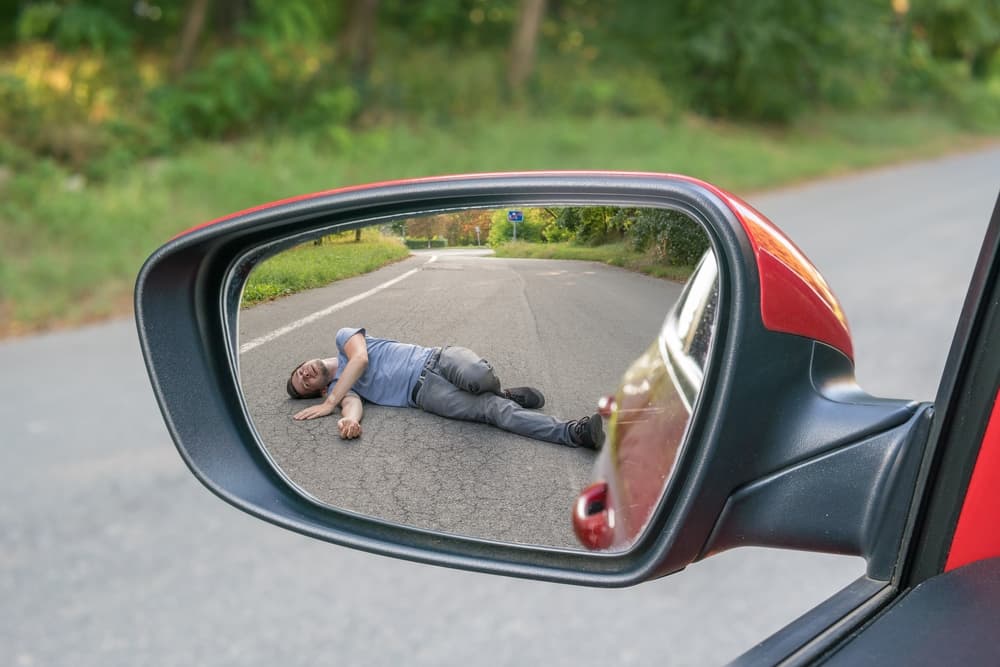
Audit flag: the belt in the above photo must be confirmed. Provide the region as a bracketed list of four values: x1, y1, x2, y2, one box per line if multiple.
[410, 347, 442, 406]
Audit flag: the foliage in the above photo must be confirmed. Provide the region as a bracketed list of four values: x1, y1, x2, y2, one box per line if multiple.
[600, 0, 899, 122]
[151, 43, 358, 140]
[404, 238, 448, 249]
[630, 209, 710, 266]
[1, 0, 999, 180]
[365, 46, 503, 121]
[553, 206, 634, 245]
[487, 207, 553, 246]
[401, 211, 488, 245]
[380, 0, 517, 50]
[1, 111, 991, 335]
[910, 0, 1000, 78]
[242, 0, 342, 44]
[492, 241, 695, 282]
[0, 42, 160, 177]
[490, 204, 707, 265]
[17, 2, 132, 51]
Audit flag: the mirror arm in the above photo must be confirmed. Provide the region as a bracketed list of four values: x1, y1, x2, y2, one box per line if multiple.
[699, 404, 933, 580]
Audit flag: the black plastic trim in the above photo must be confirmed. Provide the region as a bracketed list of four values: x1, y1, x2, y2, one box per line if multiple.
[703, 405, 931, 580]
[728, 576, 892, 667]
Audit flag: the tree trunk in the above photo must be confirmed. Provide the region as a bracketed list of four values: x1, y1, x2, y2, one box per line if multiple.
[216, 0, 250, 40]
[172, 0, 212, 78]
[337, 0, 380, 81]
[508, 0, 547, 92]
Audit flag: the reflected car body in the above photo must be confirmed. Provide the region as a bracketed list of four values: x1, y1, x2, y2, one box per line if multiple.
[574, 252, 719, 550]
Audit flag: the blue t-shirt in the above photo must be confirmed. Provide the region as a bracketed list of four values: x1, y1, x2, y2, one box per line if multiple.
[331, 327, 434, 407]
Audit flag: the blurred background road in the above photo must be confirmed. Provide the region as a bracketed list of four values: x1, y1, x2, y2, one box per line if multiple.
[2, 149, 998, 666]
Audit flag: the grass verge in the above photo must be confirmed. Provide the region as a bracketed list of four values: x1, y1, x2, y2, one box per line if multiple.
[1, 110, 996, 337]
[241, 233, 410, 307]
[493, 241, 694, 282]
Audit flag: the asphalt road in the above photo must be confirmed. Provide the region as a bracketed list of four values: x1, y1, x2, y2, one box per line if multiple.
[3, 148, 998, 666]
[238, 247, 683, 549]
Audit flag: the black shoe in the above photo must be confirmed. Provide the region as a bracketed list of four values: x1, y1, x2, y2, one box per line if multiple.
[504, 386, 545, 409]
[569, 413, 604, 451]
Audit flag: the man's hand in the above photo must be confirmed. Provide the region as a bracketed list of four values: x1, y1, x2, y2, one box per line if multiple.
[293, 401, 336, 421]
[337, 417, 362, 439]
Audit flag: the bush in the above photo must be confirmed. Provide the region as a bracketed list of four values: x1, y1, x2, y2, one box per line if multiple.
[404, 238, 448, 249]
[603, 1, 896, 123]
[954, 79, 1000, 130]
[367, 45, 506, 120]
[17, 3, 132, 52]
[891, 37, 1000, 131]
[630, 209, 709, 266]
[153, 46, 291, 139]
[532, 61, 677, 118]
[549, 206, 633, 246]
[487, 208, 549, 246]
[0, 44, 153, 175]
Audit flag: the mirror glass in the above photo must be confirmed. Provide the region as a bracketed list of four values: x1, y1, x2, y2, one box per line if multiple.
[235, 205, 718, 552]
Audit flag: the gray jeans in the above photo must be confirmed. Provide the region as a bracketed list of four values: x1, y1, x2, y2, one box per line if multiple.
[413, 346, 573, 446]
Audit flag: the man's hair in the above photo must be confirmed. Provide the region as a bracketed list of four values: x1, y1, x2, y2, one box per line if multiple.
[286, 362, 322, 400]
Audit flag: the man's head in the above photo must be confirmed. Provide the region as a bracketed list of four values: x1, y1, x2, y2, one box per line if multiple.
[287, 358, 335, 399]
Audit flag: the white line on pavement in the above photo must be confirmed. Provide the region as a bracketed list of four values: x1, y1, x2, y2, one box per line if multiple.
[239, 255, 437, 354]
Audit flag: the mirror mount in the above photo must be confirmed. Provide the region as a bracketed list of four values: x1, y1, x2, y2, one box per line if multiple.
[698, 378, 931, 580]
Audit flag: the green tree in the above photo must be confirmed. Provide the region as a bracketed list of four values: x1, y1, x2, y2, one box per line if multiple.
[508, 0, 546, 91]
[601, 0, 897, 122]
[630, 209, 708, 266]
[172, 0, 211, 77]
[487, 207, 549, 245]
[337, 0, 379, 82]
[911, 0, 1000, 78]
[554, 206, 634, 245]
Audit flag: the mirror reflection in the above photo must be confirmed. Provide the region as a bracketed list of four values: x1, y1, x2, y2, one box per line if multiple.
[236, 205, 716, 551]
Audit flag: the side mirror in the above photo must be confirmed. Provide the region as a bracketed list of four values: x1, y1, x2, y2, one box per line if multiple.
[136, 172, 931, 586]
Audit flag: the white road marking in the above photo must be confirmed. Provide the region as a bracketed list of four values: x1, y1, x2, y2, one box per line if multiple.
[239, 255, 437, 354]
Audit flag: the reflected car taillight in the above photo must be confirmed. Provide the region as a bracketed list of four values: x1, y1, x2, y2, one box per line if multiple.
[573, 481, 614, 550]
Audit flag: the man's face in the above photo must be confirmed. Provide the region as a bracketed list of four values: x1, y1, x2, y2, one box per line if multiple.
[292, 359, 332, 397]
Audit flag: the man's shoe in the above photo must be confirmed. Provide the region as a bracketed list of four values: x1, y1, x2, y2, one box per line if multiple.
[569, 413, 604, 451]
[504, 386, 545, 409]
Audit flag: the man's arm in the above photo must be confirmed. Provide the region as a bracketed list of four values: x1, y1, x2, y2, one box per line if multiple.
[294, 333, 369, 421]
[337, 392, 363, 439]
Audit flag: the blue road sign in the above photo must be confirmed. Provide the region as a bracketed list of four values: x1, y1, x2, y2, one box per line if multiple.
[507, 210, 524, 223]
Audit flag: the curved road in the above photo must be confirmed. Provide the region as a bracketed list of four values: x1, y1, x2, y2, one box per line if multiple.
[2, 148, 998, 665]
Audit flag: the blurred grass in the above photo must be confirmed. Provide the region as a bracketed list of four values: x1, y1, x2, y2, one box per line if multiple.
[0, 110, 996, 336]
[493, 241, 694, 281]
[242, 232, 409, 307]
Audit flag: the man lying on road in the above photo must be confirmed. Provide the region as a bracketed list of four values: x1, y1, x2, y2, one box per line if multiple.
[286, 327, 604, 450]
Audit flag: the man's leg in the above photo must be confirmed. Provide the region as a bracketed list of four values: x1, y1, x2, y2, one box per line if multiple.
[433, 346, 545, 409]
[433, 346, 502, 395]
[415, 371, 575, 446]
